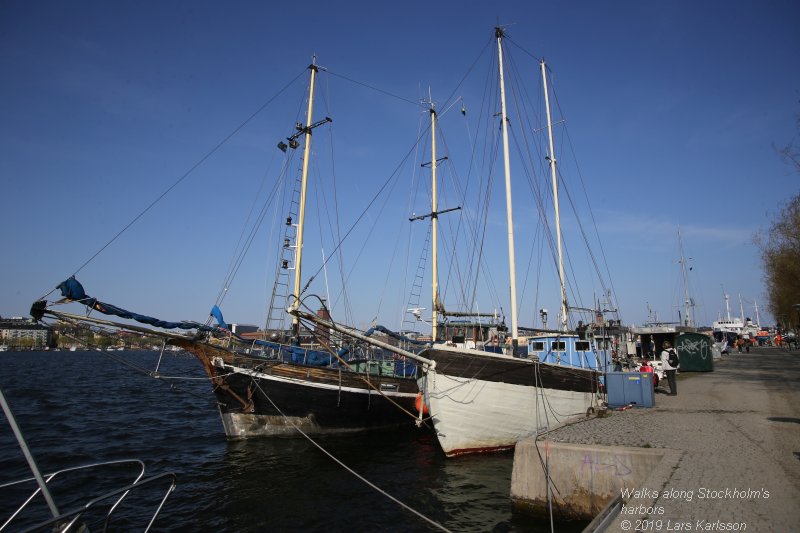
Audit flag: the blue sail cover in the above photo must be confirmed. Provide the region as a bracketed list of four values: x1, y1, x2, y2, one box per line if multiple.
[56, 277, 338, 367]
[56, 277, 416, 372]
[57, 277, 200, 330]
[210, 305, 228, 330]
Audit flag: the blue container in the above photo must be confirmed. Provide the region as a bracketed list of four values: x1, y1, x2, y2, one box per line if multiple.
[605, 372, 655, 408]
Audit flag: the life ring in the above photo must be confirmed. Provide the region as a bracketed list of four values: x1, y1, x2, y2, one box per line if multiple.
[415, 392, 429, 415]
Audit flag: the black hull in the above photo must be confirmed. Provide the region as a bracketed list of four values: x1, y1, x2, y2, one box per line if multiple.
[172, 339, 421, 438]
[420, 346, 598, 393]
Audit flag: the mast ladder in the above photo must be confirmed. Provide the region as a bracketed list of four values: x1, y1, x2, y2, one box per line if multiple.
[401, 225, 431, 338]
[265, 164, 304, 334]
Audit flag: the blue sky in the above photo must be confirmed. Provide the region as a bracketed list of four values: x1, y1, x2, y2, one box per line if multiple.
[1, 1, 798, 331]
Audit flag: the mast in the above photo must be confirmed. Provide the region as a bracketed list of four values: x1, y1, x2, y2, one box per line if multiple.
[409, 99, 459, 341]
[430, 106, 439, 342]
[541, 59, 568, 332]
[290, 60, 319, 335]
[496, 27, 519, 347]
[677, 226, 692, 327]
[723, 288, 731, 321]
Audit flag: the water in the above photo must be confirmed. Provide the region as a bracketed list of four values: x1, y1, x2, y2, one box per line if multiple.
[1, 350, 585, 532]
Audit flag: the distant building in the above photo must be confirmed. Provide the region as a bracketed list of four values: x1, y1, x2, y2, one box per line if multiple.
[0, 317, 52, 349]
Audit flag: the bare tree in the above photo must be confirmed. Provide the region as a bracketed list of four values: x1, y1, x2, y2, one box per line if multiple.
[759, 195, 800, 329]
[759, 110, 800, 330]
[775, 112, 800, 173]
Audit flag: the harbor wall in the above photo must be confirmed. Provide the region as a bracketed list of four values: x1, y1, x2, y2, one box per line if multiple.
[510, 440, 667, 520]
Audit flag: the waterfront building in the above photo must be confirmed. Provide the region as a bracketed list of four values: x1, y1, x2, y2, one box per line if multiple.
[0, 317, 52, 349]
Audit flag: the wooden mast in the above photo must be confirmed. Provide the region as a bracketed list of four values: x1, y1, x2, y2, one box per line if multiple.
[291, 60, 318, 334]
[430, 106, 439, 342]
[541, 59, 568, 332]
[495, 27, 519, 348]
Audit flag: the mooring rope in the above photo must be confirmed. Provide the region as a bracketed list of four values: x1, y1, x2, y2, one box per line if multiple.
[56, 330, 231, 403]
[247, 376, 452, 533]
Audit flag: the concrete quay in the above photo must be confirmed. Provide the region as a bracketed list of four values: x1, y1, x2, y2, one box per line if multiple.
[513, 347, 800, 532]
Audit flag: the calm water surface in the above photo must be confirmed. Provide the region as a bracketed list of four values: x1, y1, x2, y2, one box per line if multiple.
[0, 350, 585, 532]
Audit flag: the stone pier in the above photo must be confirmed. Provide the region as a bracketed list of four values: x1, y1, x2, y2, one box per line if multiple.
[510, 347, 800, 531]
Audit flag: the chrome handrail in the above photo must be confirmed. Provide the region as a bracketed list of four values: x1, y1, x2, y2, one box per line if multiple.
[19, 471, 177, 533]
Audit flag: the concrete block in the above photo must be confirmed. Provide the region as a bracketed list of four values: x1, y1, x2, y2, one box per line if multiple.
[511, 440, 666, 520]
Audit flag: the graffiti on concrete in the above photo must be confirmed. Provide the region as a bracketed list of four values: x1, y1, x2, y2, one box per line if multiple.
[581, 452, 633, 477]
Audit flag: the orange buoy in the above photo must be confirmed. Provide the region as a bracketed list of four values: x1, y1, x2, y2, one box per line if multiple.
[414, 392, 429, 415]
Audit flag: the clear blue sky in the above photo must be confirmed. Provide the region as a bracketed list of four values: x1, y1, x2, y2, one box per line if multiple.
[2, 1, 798, 330]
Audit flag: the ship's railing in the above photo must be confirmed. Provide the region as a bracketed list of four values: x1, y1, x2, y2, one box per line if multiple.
[227, 347, 418, 378]
[1, 459, 176, 533]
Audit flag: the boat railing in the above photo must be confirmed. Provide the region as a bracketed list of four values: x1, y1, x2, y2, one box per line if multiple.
[346, 357, 418, 378]
[1, 459, 176, 533]
[227, 346, 418, 378]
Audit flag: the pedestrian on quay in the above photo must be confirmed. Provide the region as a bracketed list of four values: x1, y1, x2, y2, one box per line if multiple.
[660, 341, 679, 396]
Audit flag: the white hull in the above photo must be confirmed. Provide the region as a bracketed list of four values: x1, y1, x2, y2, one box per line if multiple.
[419, 366, 597, 456]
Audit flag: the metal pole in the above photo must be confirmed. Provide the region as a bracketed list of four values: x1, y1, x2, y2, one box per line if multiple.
[0, 387, 60, 518]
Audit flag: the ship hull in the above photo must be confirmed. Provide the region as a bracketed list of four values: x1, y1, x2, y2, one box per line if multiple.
[418, 345, 600, 456]
[173, 339, 421, 438]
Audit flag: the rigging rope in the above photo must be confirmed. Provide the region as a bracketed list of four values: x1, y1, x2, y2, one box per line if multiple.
[297, 121, 433, 301]
[326, 70, 424, 108]
[549, 76, 622, 322]
[215, 83, 311, 308]
[54, 330, 229, 404]
[44, 68, 309, 305]
[246, 376, 451, 532]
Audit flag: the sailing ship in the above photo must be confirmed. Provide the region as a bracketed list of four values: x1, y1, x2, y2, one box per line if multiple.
[30, 28, 612, 456]
[30, 59, 429, 439]
[412, 29, 604, 456]
[296, 28, 610, 457]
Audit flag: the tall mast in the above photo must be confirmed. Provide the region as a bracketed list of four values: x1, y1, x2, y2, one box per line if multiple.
[739, 294, 745, 322]
[290, 60, 318, 333]
[754, 300, 761, 326]
[430, 106, 439, 342]
[496, 27, 519, 347]
[677, 226, 692, 327]
[541, 59, 567, 332]
[723, 288, 731, 321]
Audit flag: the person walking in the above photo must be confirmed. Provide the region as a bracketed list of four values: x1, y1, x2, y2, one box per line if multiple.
[660, 340, 679, 396]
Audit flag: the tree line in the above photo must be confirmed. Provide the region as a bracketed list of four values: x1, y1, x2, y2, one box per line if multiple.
[760, 113, 800, 331]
